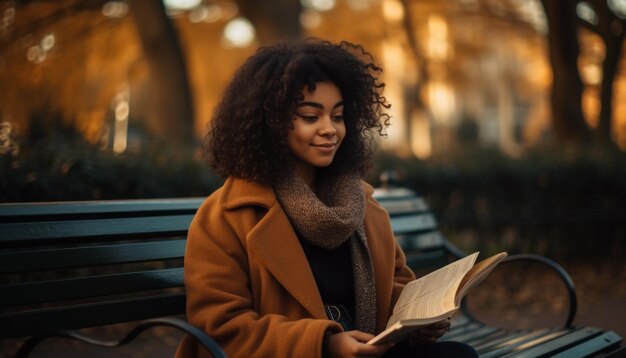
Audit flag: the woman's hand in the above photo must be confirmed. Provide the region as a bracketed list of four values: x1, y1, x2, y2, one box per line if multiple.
[407, 317, 451, 345]
[327, 330, 395, 358]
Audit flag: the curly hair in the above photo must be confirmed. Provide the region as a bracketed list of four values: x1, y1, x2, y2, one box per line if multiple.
[205, 38, 391, 185]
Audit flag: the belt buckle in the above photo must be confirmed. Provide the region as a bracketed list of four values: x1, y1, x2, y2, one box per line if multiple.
[326, 305, 342, 321]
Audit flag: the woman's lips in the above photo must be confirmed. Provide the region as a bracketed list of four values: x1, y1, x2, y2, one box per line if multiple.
[311, 143, 338, 152]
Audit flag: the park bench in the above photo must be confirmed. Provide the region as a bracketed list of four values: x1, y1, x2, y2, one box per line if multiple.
[0, 198, 226, 358]
[373, 185, 624, 357]
[1, 188, 623, 357]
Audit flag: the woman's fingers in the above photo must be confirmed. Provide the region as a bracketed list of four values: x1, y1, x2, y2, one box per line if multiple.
[431, 317, 452, 329]
[345, 331, 395, 356]
[408, 318, 453, 345]
[328, 331, 395, 357]
[345, 330, 376, 342]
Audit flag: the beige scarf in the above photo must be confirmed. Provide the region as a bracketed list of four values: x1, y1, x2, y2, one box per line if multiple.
[273, 172, 377, 334]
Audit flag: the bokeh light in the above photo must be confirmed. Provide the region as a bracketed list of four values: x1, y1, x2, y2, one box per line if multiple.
[577, 2, 598, 25]
[301, 0, 337, 12]
[222, 17, 255, 48]
[163, 0, 202, 10]
[102, 1, 129, 18]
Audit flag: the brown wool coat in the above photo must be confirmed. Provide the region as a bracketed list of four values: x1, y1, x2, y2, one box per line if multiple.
[175, 177, 415, 358]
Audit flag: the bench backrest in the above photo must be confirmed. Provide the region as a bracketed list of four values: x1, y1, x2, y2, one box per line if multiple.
[0, 188, 458, 339]
[373, 187, 464, 271]
[0, 198, 204, 339]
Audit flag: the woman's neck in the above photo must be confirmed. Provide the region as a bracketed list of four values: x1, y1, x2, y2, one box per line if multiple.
[294, 164, 316, 190]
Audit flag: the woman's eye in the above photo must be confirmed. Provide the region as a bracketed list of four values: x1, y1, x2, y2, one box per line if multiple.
[298, 114, 318, 122]
[333, 114, 344, 122]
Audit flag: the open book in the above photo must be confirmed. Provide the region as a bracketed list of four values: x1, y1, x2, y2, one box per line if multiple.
[368, 251, 508, 345]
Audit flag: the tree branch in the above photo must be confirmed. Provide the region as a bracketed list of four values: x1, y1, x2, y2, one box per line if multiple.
[1, 1, 108, 52]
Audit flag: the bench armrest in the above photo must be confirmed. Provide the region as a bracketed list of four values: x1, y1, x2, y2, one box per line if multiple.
[460, 253, 577, 329]
[132, 317, 227, 358]
[16, 317, 226, 358]
[442, 239, 469, 260]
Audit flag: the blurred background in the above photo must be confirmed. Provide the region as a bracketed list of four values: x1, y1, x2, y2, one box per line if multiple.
[1, 0, 625, 356]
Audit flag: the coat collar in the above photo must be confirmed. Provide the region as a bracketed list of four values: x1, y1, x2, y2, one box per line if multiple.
[220, 176, 375, 210]
[220, 177, 276, 210]
[219, 176, 378, 321]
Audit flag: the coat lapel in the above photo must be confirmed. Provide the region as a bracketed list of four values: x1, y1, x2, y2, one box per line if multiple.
[247, 204, 327, 319]
[223, 178, 326, 320]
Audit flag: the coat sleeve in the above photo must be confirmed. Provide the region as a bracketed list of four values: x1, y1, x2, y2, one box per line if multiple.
[176, 199, 340, 358]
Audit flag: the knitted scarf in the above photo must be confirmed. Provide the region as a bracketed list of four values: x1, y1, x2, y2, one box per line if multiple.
[273, 172, 377, 334]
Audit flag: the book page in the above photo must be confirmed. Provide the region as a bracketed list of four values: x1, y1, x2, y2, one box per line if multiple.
[370, 252, 508, 345]
[388, 252, 479, 327]
[455, 252, 508, 305]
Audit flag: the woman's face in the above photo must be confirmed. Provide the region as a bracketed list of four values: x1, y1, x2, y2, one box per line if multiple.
[288, 81, 346, 180]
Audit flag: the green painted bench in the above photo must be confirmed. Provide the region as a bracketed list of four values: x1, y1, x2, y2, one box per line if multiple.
[373, 186, 624, 357]
[0, 198, 226, 358]
[1, 189, 623, 357]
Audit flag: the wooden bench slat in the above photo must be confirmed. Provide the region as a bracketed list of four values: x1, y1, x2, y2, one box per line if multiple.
[0, 293, 186, 339]
[471, 330, 529, 352]
[505, 327, 604, 357]
[0, 214, 194, 244]
[0, 240, 186, 273]
[472, 329, 569, 354]
[374, 199, 429, 215]
[2, 268, 184, 307]
[468, 329, 512, 345]
[396, 231, 445, 251]
[492, 329, 578, 357]
[450, 313, 471, 327]
[473, 329, 549, 353]
[373, 187, 419, 200]
[551, 331, 623, 358]
[446, 326, 501, 344]
[0, 197, 205, 219]
[443, 322, 484, 339]
[388, 213, 437, 234]
[446, 314, 473, 334]
[404, 250, 448, 270]
[479, 328, 569, 358]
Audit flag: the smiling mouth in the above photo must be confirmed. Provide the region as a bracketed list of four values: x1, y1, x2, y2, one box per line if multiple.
[310, 143, 338, 153]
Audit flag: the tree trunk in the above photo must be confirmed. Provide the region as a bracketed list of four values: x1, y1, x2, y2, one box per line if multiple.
[400, 0, 435, 155]
[587, 0, 626, 147]
[596, 37, 622, 144]
[129, 0, 194, 145]
[541, 0, 590, 145]
[237, 0, 302, 44]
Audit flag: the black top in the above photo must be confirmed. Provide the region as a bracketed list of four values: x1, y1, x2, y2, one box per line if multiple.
[299, 238, 355, 318]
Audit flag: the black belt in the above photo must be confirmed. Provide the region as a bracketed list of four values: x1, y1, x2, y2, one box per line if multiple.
[324, 304, 355, 331]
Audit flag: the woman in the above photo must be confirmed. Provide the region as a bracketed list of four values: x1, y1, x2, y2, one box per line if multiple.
[176, 39, 477, 358]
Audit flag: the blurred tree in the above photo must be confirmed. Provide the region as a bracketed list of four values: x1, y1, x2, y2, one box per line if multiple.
[1, 0, 194, 146]
[398, 0, 625, 149]
[579, 0, 626, 145]
[541, 0, 590, 146]
[397, 0, 547, 155]
[400, 0, 434, 139]
[237, 0, 302, 43]
[541, 0, 626, 147]
[128, 0, 194, 145]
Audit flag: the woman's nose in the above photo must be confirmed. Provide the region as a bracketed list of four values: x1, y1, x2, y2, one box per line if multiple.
[318, 115, 337, 136]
